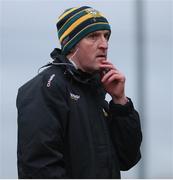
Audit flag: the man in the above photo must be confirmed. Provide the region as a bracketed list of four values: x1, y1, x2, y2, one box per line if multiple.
[17, 6, 142, 178]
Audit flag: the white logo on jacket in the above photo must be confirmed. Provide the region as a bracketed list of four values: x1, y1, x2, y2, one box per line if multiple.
[47, 74, 55, 87]
[70, 93, 80, 101]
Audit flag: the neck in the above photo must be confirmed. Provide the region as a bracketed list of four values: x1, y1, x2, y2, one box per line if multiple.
[66, 51, 93, 74]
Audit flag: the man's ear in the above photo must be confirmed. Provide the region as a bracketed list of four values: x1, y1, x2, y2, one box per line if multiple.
[70, 46, 77, 54]
[73, 42, 80, 50]
[68, 43, 79, 56]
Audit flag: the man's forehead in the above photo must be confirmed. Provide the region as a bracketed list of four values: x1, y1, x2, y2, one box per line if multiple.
[89, 30, 110, 34]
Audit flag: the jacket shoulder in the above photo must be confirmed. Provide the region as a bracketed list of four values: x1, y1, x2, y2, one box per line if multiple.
[19, 66, 66, 92]
[16, 66, 68, 107]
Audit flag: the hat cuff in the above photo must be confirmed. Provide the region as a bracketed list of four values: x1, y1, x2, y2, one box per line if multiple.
[62, 23, 111, 55]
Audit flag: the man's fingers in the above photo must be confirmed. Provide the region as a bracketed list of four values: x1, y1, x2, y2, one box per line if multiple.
[101, 70, 119, 82]
[107, 74, 123, 83]
[99, 64, 115, 71]
[101, 69, 125, 83]
[99, 60, 117, 71]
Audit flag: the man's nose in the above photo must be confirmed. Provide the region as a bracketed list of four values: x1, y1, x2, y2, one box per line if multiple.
[98, 37, 108, 49]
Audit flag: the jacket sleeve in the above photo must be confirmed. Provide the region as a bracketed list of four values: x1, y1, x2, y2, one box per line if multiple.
[17, 74, 69, 178]
[108, 98, 142, 171]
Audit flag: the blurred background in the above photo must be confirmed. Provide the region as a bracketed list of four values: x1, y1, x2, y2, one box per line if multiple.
[0, 0, 172, 178]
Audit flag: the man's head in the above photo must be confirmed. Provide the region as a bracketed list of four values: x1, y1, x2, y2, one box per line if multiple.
[56, 6, 111, 73]
[56, 6, 111, 55]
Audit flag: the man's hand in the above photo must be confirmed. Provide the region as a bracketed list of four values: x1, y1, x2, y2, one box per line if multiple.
[99, 60, 128, 105]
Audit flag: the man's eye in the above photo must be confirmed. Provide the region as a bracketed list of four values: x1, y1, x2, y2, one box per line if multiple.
[88, 33, 97, 40]
[105, 34, 110, 40]
[90, 34, 95, 38]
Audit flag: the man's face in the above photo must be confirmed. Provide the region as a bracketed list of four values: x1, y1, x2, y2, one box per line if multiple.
[73, 30, 110, 73]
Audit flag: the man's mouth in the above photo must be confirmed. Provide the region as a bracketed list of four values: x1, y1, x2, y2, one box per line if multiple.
[96, 55, 107, 60]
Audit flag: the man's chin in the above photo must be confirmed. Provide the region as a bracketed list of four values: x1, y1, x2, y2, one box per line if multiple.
[85, 68, 100, 74]
[90, 68, 102, 75]
[84, 64, 101, 74]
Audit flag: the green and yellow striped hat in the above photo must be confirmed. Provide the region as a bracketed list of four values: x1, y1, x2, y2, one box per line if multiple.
[56, 6, 111, 55]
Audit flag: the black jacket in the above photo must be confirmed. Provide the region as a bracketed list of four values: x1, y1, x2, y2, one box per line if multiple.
[16, 48, 142, 178]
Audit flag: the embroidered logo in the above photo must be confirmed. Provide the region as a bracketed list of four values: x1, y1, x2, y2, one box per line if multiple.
[85, 8, 101, 17]
[102, 108, 108, 117]
[86, 8, 103, 22]
[70, 92, 80, 101]
[47, 74, 55, 87]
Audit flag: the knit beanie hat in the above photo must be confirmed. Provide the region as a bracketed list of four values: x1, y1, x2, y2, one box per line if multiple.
[56, 6, 111, 55]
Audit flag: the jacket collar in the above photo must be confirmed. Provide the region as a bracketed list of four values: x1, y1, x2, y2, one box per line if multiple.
[49, 48, 106, 98]
[50, 48, 102, 86]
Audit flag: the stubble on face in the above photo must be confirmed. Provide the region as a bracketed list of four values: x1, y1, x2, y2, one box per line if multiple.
[68, 30, 110, 73]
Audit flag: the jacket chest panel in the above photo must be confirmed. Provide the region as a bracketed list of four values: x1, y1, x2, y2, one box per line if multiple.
[65, 83, 112, 177]
[67, 84, 110, 146]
